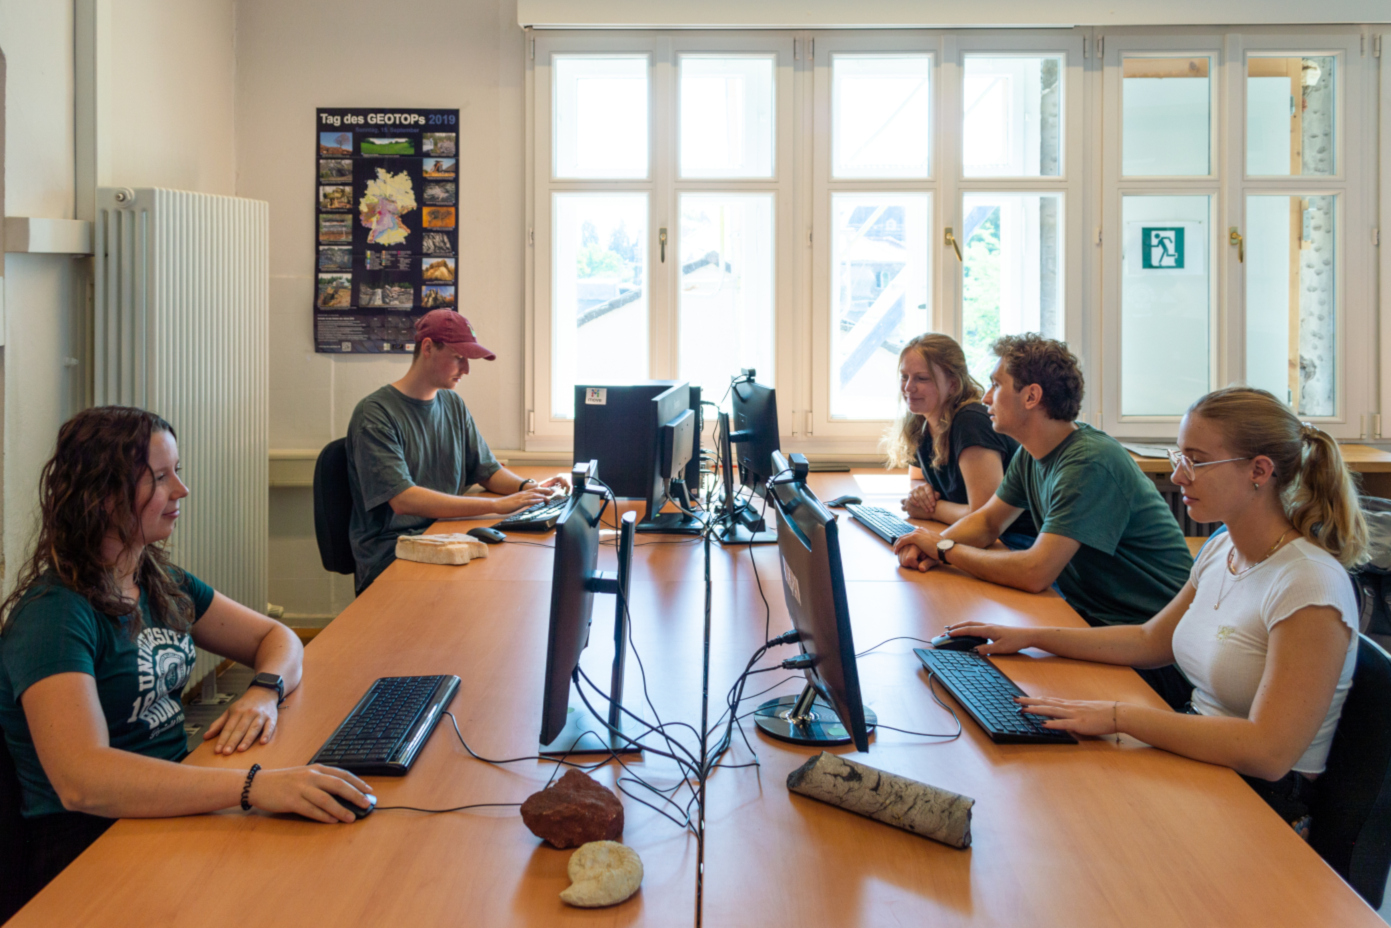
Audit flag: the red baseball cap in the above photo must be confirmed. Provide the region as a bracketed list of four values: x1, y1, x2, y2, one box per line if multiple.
[414, 310, 496, 370]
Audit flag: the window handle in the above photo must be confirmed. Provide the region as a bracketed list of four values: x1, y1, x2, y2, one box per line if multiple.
[944, 227, 963, 262]
[1229, 226, 1244, 263]
[659, 227, 667, 263]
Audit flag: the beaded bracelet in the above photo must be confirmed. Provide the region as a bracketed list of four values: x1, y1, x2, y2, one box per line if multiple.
[241, 764, 262, 812]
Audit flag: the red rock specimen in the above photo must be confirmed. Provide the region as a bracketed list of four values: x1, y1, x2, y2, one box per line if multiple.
[521, 770, 624, 849]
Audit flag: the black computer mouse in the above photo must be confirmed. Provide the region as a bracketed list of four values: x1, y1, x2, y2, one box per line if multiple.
[825, 495, 863, 508]
[930, 633, 990, 652]
[331, 792, 377, 821]
[467, 526, 506, 544]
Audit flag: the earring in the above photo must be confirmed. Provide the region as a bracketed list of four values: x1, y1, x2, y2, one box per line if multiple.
[1253, 482, 1261, 491]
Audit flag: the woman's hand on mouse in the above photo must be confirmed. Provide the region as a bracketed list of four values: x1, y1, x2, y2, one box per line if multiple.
[246, 765, 374, 823]
[901, 485, 938, 520]
[1015, 697, 1127, 737]
[944, 622, 1035, 655]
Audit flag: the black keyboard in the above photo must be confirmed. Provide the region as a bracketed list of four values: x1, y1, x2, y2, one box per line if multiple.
[845, 503, 916, 544]
[914, 649, 1076, 745]
[492, 495, 572, 532]
[310, 675, 461, 775]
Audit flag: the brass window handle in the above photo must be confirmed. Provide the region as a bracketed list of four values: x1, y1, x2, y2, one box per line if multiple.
[945, 227, 963, 262]
[659, 227, 667, 263]
[1229, 226, 1244, 263]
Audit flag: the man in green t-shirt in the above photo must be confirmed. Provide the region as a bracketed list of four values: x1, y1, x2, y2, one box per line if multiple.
[345, 311, 569, 591]
[893, 334, 1194, 707]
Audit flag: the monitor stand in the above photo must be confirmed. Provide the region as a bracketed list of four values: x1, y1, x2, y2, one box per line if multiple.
[637, 478, 703, 535]
[753, 684, 877, 747]
[539, 705, 643, 756]
[714, 500, 776, 545]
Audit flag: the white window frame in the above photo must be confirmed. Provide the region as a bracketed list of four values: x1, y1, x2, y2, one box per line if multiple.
[525, 32, 796, 451]
[1100, 27, 1374, 440]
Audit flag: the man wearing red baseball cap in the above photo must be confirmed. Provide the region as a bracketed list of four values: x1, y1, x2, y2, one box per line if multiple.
[344, 310, 569, 591]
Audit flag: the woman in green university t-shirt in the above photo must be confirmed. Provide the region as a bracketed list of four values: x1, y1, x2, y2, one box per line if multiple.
[0, 408, 372, 909]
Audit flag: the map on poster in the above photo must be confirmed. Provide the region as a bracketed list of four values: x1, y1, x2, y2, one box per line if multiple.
[313, 107, 460, 353]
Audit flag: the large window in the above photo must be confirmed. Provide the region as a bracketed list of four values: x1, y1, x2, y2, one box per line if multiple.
[1102, 33, 1372, 437]
[529, 27, 1381, 451]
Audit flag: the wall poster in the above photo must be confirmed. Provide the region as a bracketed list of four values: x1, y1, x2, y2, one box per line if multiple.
[314, 107, 460, 353]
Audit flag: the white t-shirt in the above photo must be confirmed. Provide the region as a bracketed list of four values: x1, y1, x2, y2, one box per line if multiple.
[1170, 533, 1359, 776]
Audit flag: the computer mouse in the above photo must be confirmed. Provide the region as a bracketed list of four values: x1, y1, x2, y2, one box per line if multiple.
[930, 633, 990, 652]
[825, 494, 862, 508]
[331, 792, 376, 821]
[467, 526, 506, 544]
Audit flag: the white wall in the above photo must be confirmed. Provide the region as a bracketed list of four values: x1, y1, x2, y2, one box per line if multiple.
[0, 0, 84, 594]
[0, 0, 235, 596]
[107, 0, 237, 195]
[235, 0, 527, 614]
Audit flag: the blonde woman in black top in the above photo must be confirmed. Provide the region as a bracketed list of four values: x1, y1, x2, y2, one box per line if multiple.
[884, 334, 1037, 546]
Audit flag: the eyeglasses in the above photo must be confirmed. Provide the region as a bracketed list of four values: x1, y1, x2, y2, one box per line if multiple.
[1166, 450, 1252, 483]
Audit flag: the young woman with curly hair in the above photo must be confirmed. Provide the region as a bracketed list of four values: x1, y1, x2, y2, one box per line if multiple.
[0, 407, 372, 903]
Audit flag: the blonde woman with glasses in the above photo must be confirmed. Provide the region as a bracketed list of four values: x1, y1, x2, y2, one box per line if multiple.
[945, 386, 1366, 835]
[883, 334, 1037, 546]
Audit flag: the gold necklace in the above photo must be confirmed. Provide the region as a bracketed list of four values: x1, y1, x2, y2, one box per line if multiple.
[1213, 528, 1295, 610]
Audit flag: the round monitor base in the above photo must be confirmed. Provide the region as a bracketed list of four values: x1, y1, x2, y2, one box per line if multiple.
[752, 695, 876, 746]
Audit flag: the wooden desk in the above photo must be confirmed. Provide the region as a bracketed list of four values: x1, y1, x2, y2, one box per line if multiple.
[8, 472, 1383, 927]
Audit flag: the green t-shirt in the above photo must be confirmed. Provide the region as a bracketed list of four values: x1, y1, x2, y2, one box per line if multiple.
[0, 570, 215, 818]
[345, 384, 502, 591]
[996, 424, 1192, 626]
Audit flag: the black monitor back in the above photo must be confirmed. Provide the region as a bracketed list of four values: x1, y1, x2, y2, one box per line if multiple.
[732, 379, 778, 497]
[769, 477, 870, 752]
[574, 382, 701, 499]
[539, 483, 606, 746]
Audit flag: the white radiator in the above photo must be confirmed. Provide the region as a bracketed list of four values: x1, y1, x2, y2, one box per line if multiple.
[94, 187, 269, 692]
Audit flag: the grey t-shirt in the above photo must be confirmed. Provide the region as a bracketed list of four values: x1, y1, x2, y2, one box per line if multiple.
[345, 385, 501, 590]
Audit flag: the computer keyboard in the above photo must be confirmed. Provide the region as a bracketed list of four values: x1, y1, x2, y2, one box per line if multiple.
[844, 503, 916, 545]
[914, 648, 1077, 745]
[310, 675, 461, 775]
[492, 495, 572, 532]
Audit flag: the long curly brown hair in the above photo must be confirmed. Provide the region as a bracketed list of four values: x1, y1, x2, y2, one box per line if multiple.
[1, 407, 194, 638]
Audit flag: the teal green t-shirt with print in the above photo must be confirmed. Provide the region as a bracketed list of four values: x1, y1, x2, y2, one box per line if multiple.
[0, 570, 215, 818]
[996, 424, 1192, 626]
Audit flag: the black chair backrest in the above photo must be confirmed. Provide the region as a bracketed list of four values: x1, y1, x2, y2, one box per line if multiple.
[313, 439, 357, 575]
[0, 734, 33, 921]
[1310, 634, 1391, 908]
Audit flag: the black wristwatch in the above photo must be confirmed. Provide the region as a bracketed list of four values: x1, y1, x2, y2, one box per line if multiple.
[519, 478, 537, 491]
[249, 672, 285, 706]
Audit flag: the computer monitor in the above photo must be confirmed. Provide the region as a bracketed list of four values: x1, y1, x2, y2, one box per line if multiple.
[712, 409, 776, 546]
[753, 451, 876, 752]
[730, 372, 779, 500]
[572, 381, 703, 535]
[539, 461, 641, 755]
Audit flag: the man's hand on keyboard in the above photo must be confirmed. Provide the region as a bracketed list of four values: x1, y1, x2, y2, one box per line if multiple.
[496, 487, 552, 513]
[892, 528, 944, 572]
[538, 473, 571, 494]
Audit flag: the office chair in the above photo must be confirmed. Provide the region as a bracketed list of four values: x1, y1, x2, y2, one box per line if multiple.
[313, 439, 357, 575]
[0, 736, 32, 921]
[1309, 634, 1391, 908]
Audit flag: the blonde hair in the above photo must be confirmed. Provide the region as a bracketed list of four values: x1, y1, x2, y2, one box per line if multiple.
[1188, 386, 1369, 568]
[882, 334, 984, 470]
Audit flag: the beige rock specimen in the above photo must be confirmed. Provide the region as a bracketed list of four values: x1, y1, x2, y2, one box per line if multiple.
[559, 841, 643, 908]
[394, 533, 489, 566]
[786, 751, 975, 849]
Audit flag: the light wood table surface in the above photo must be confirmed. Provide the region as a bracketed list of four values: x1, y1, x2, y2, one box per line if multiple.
[7, 470, 1383, 927]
